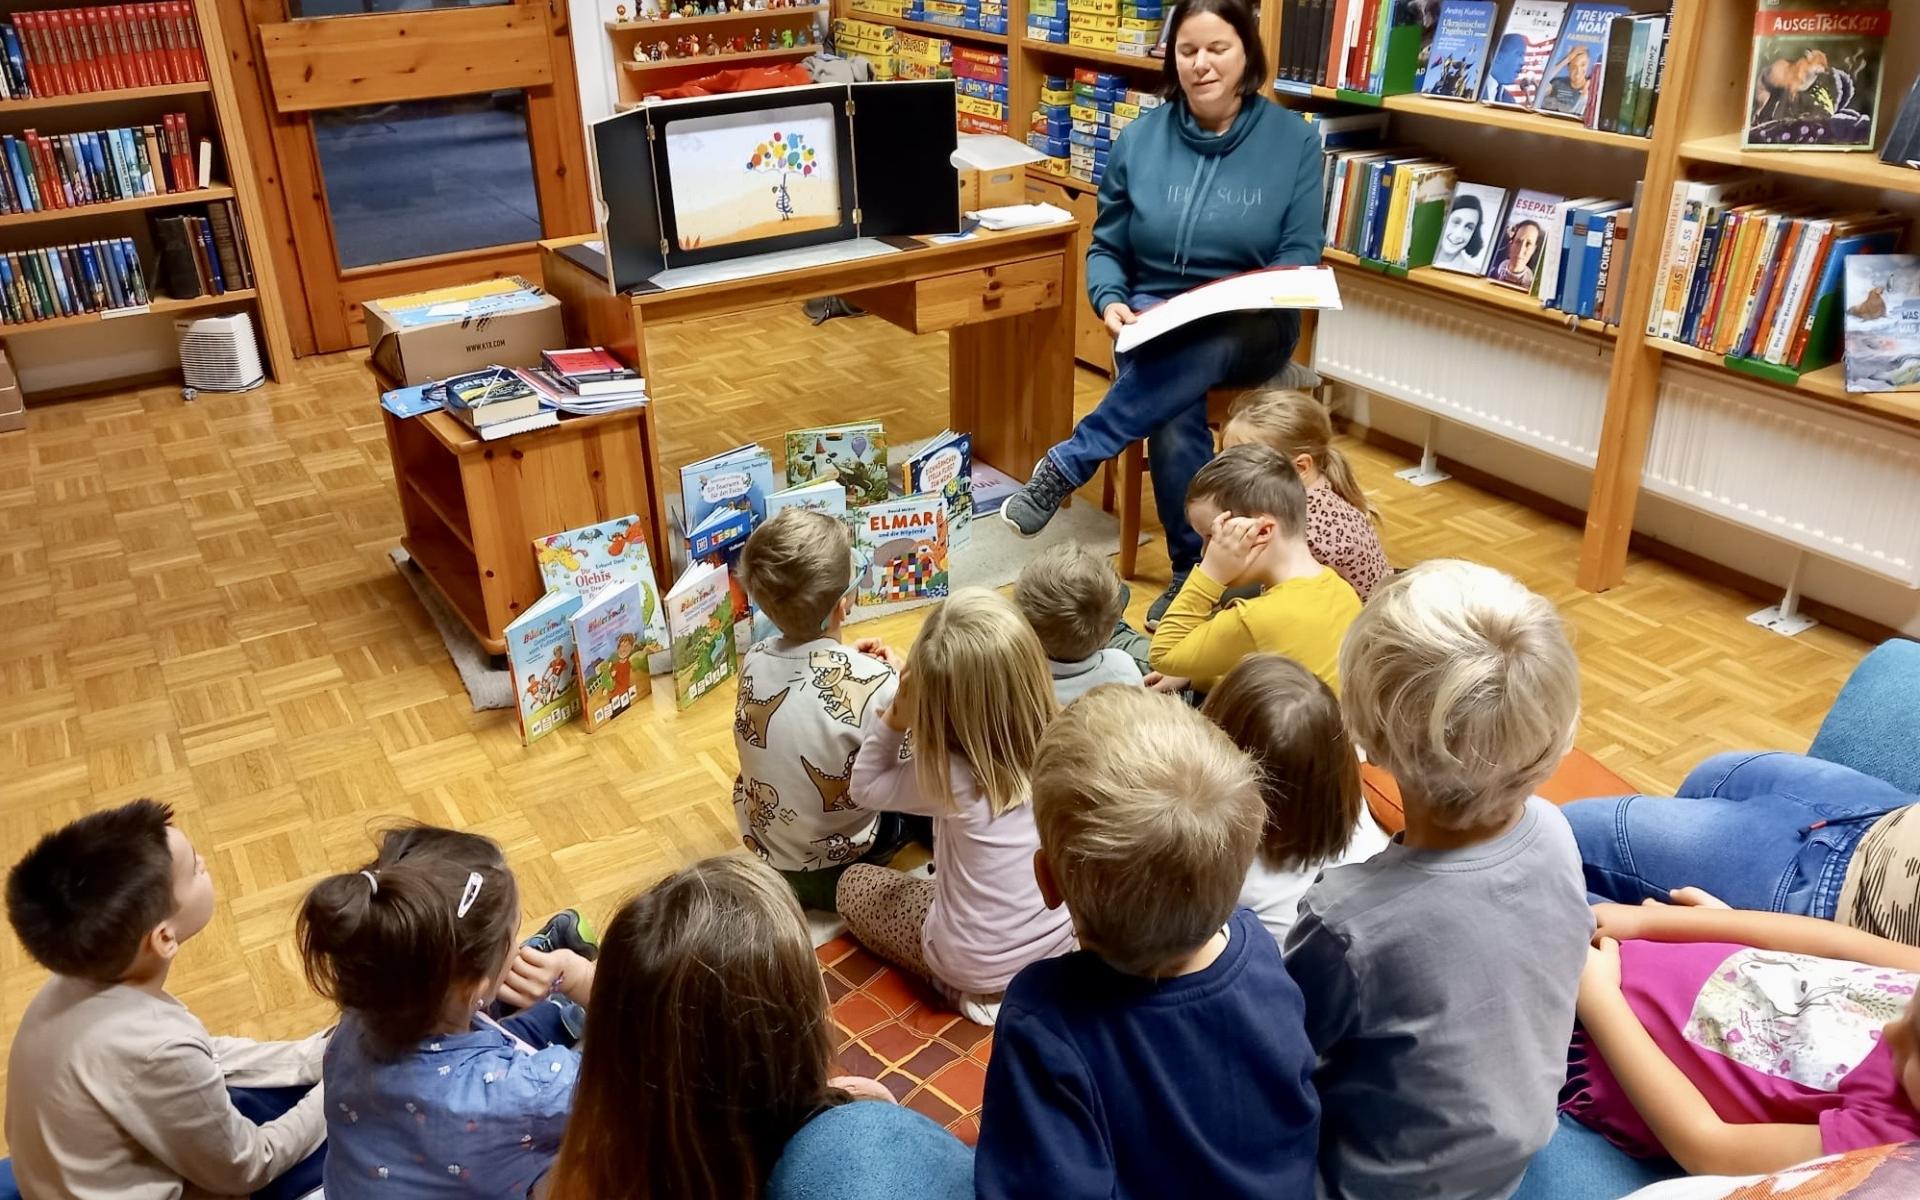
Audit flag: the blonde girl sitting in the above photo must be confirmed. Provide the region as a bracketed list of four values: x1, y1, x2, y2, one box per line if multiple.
[841, 588, 1077, 1024]
[1221, 389, 1391, 601]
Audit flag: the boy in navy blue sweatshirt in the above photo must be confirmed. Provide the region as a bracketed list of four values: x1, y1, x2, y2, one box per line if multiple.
[975, 685, 1320, 1199]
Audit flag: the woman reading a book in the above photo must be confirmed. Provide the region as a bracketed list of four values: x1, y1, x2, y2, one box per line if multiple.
[999, 0, 1325, 625]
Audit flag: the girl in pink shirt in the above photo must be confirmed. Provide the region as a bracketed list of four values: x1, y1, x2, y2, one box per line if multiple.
[1567, 900, 1920, 1178]
[839, 588, 1077, 1024]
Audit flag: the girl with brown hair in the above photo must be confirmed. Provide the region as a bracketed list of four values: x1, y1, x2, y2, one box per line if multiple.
[540, 855, 971, 1200]
[1203, 653, 1390, 942]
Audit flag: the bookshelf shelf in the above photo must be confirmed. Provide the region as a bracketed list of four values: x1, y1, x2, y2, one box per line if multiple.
[607, 3, 827, 31]
[619, 44, 815, 73]
[1026, 165, 1097, 195]
[843, 13, 1009, 45]
[0, 289, 258, 337]
[1678, 133, 1920, 197]
[1021, 39, 1162, 73]
[0, 186, 237, 230]
[1323, 247, 1615, 339]
[0, 82, 213, 115]
[1655, 338, 1920, 431]
[1379, 94, 1651, 152]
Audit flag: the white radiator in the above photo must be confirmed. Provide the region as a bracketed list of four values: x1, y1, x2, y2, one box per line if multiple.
[1312, 271, 1611, 467]
[1645, 365, 1920, 588]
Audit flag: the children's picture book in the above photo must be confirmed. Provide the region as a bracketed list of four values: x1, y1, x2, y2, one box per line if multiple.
[1420, 0, 1498, 100]
[1481, 1, 1568, 108]
[1745, 2, 1890, 151]
[1431, 182, 1507, 276]
[504, 589, 584, 745]
[665, 560, 738, 708]
[971, 461, 1022, 516]
[854, 493, 950, 608]
[532, 513, 669, 657]
[1880, 69, 1920, 167]
[785, 421, 889, 506]
[688, 503, 756, 628]
[765, 476, 848, 523]
[1534, 2, 1631, 122]
[569, 582, 650, 733]
[900, 430, 974, 550]
[1843, 255, 1920, 393]
[680, 443, 776, 536]
[1489, 189, 1563, 293]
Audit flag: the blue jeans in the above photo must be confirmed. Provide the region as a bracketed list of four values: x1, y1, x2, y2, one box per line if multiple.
[228, 1086, 325, 1200]
[1563, 751, 1914, 918]
[1512, 1114, 1679, 1200]
[1046, 293, 1300, 571]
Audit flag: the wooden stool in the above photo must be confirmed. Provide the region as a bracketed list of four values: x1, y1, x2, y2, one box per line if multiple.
[1102, 363, 1323, 579]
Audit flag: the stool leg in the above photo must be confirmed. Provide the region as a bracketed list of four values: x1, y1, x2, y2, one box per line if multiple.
[1118, 440, 1143, 580]
[1102, 459, 1116, 514]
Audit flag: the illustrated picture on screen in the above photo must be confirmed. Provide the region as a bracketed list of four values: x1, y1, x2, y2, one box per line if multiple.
[664, 102, 842, 251]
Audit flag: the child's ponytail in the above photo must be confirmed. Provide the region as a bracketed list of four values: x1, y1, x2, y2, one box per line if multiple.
[1225, 389, 1380, 524]
[297, 825, 518, 1058]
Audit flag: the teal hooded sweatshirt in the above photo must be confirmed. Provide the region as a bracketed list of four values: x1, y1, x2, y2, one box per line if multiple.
[1086, 95, 1325, 318]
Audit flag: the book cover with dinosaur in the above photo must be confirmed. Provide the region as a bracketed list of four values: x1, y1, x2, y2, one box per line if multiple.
[532, 513, 668, 658]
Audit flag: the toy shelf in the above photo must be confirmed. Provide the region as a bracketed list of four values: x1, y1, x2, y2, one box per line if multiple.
[607, 4, 828, 31]
[620, 44, 816, 74]
[844, 13, 1010, 45]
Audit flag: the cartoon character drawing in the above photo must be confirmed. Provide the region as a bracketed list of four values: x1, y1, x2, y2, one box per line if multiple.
[742, 832, 770, 861]
[802, 748, 857, 812]
[735, 680, 790, 749]
[612, 632, 638, 693]
[813, 832, 860, 864]
[808, 650, 890, 725]
[734, 778, 782, 833]
[524, 674, 543, 705]
[537, 540, 581, 573]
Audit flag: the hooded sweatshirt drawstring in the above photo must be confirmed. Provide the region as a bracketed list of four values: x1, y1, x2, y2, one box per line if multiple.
[1171, 155, 1221, 276]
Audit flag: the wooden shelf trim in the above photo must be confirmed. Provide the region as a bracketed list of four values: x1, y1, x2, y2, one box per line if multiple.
[607, 3, 826, 31]
[1678, 132, 1920, 197]
[1655, 338, 1920, 430]
[402, 475, 476, 551]
[1025, 164, 1097, 194]
[1021, 38, 1162, 72]
[1322, 247, 1616, 339]
[620, 44, 815, 71]
[0, 186, 236, 230]
[0, 82, 211, 115]
[1380, 93, 1651, 151]
[843, 12, 1008, 45]
[0, 288, 258, 335]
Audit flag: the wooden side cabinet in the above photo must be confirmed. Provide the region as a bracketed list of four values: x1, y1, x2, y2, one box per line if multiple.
[377, 369, 657, 655]
[1027, 174, 1111, 375]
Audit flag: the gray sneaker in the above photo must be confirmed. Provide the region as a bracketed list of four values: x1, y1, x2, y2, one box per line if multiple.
[1144, 572, 1190, 632]
[999, 457, 1075, 538]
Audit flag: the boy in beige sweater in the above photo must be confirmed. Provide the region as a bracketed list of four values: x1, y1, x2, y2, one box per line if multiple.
[5, 799, 328, 1200]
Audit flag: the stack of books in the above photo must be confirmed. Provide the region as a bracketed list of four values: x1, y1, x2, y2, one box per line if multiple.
[0, 114, 203, 215]
[441, 367, 558, 441]
[516, 347, 648, 415]
[0, 5, 209, 99]
[149, 201, 253, 298]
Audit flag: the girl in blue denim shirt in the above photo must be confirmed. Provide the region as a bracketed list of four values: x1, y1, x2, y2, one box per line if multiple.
[298, 825, 595, 1199]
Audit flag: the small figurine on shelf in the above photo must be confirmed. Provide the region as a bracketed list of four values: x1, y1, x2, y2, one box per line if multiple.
[779, 26, 794, 46]
[705, 33, 720, 54]
[611, 2, 629, 20]
[648, 39, 669, 59]
[677, 32, 699, 55]
[749, 26, 765, 49]
[680, 1, 696, 15]
[726, 35, 743, 51]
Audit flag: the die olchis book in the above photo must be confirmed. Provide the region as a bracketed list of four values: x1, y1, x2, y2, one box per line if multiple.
[854, 493, 949, 609]
[900, 429, 973, 550]
[664, 559, 737, 709]
[1533, 2, 1631, 123]
[785, 421, 888, 506]
[504, 589, 585, 745]
[1481, 1, 1568, 108]
[680, 443, 776, 537]
[1744, 2, 1890, 152]
[532, 513, 668, 658]
[1420, 0, 1499, 101]
[569, 581, 652, 732]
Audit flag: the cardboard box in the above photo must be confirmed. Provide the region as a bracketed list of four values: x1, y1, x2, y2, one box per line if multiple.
[0, 353, 15, 392]
[0, 382, 22, 432]
[363, 288, 563, 387]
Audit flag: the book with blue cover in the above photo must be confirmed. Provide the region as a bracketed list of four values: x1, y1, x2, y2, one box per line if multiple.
[899, 429, 973, 550]
[765, 477, 848, 524]
[505, 589, 585, 745]
[569, 582, 650, 732]
[532, 513, 669, 658]
[1534, 2, 1631, 123]
[1482, 0, 1567, 108]
[680, 443, 776, 538]
[1420, 0, 1498, 100]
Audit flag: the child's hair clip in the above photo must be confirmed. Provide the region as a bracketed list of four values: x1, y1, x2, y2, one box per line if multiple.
[456, 871, 484, 919]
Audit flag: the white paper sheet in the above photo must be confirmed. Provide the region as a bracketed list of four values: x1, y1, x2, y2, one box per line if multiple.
[951, 134, 1048, 171]
[970, 203, 1074, 230]
[647, 238, 900, 290]
[1112, 266, 1344, 356]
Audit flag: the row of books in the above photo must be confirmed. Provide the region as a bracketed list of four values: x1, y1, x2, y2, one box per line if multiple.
[1646, 171, 1902, 374]
[0, 236, 149, 325]
[150, 202, 253, 299]
[0, 4, 207, 99]
[0, 115, 205, 216]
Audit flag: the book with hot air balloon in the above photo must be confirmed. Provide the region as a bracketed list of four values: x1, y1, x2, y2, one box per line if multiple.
[784, 421, 889, 506]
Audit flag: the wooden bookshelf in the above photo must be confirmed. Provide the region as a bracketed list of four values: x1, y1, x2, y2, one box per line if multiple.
[620, 44, 815, 75]
[0, 289, 259, 335]
[1679, 132, 1920, 197]
[606, 4, 828, 31]
[1656, 338, 1920, 431]
[1027, 166, 1097, 195]
[0, 186, 237, 230]
[1323, 248, 1616, 340]
[844, 13, 1009, 45]
[1380, 94, 1651, 152]
[1022, 39, 1162, 73]
[0, 81, 212, 116]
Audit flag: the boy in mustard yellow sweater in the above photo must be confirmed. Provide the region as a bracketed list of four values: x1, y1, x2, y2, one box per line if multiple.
[1147, 444, 1361, 694]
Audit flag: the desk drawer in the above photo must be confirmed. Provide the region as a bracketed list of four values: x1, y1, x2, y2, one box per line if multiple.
[859, 255, 1063, 333]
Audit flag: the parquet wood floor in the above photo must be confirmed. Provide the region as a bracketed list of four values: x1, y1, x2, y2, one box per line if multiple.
[0, 304, 1873, 1144]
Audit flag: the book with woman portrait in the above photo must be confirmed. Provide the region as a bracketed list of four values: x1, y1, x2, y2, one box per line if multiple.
[1431, 182, 1508, 277]
[1489, 188, 1562, 293]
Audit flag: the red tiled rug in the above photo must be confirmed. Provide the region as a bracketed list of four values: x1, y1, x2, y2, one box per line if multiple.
[816, 934, 992, 1144]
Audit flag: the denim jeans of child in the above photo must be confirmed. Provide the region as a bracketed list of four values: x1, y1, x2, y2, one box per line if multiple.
[1511, 1113, 1679, 1200]
[227, 1085, 325, 1200]
[1043, 294, 1300, 572]
[1562, 751, 1915, 918]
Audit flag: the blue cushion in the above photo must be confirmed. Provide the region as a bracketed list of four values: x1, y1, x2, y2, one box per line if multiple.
[767, 1101, 972, 1200]
[1809, 639, 1920, 795]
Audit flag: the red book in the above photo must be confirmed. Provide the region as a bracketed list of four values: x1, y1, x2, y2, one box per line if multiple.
[24, 131, 64, 208]
[94, 8, 125, 90]
[182, 1, 205, 81]
[168, 111, 193, 189]
[14, 14, 48, 96]
[110, 6, 138, 88]
[50, 10, 83, 94]
[76, 9, 106, 93]
[29, 13, 70, 95]
[153, 0, 177, 82]
[125, 4, 150, 85]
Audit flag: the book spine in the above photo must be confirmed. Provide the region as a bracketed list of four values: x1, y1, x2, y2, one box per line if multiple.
[1678, 209, 1724, 345]
[1743, 218, 1801, 359]
[1650, 180, 1689, 337]
[1706, 211, 1760, 353]
[1723, 215, 1782, 356]
[1768, 223, 1828, 365]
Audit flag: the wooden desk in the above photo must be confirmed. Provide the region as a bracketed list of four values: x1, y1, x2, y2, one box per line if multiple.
[539, 224, 1078, 574]
[375, 365, 658, 656]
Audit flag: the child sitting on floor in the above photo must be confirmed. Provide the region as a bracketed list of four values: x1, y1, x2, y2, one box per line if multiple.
[299, 825, 595, 1200]
[4, 800, 329, 1200]
[976, 685, 1320, 1198]
[1221, 389, 1391, 601]
[733, 508, 912, 910]
[539, 855, 970, 1200]
[1203, 653, 1391, 943]
[841, 587, 1077, 1025]
[1147, 443, 1361, 695]
[1013, 541, 1145, 707]
[1524, 900, 1920, 1196]
[1285, 559, 1593, 1200]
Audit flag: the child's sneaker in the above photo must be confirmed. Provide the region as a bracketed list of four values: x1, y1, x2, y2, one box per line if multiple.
[527, 908, 599, 961]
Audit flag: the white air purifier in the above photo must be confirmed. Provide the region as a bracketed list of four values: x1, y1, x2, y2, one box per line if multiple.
[174, 312, 264, 395]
